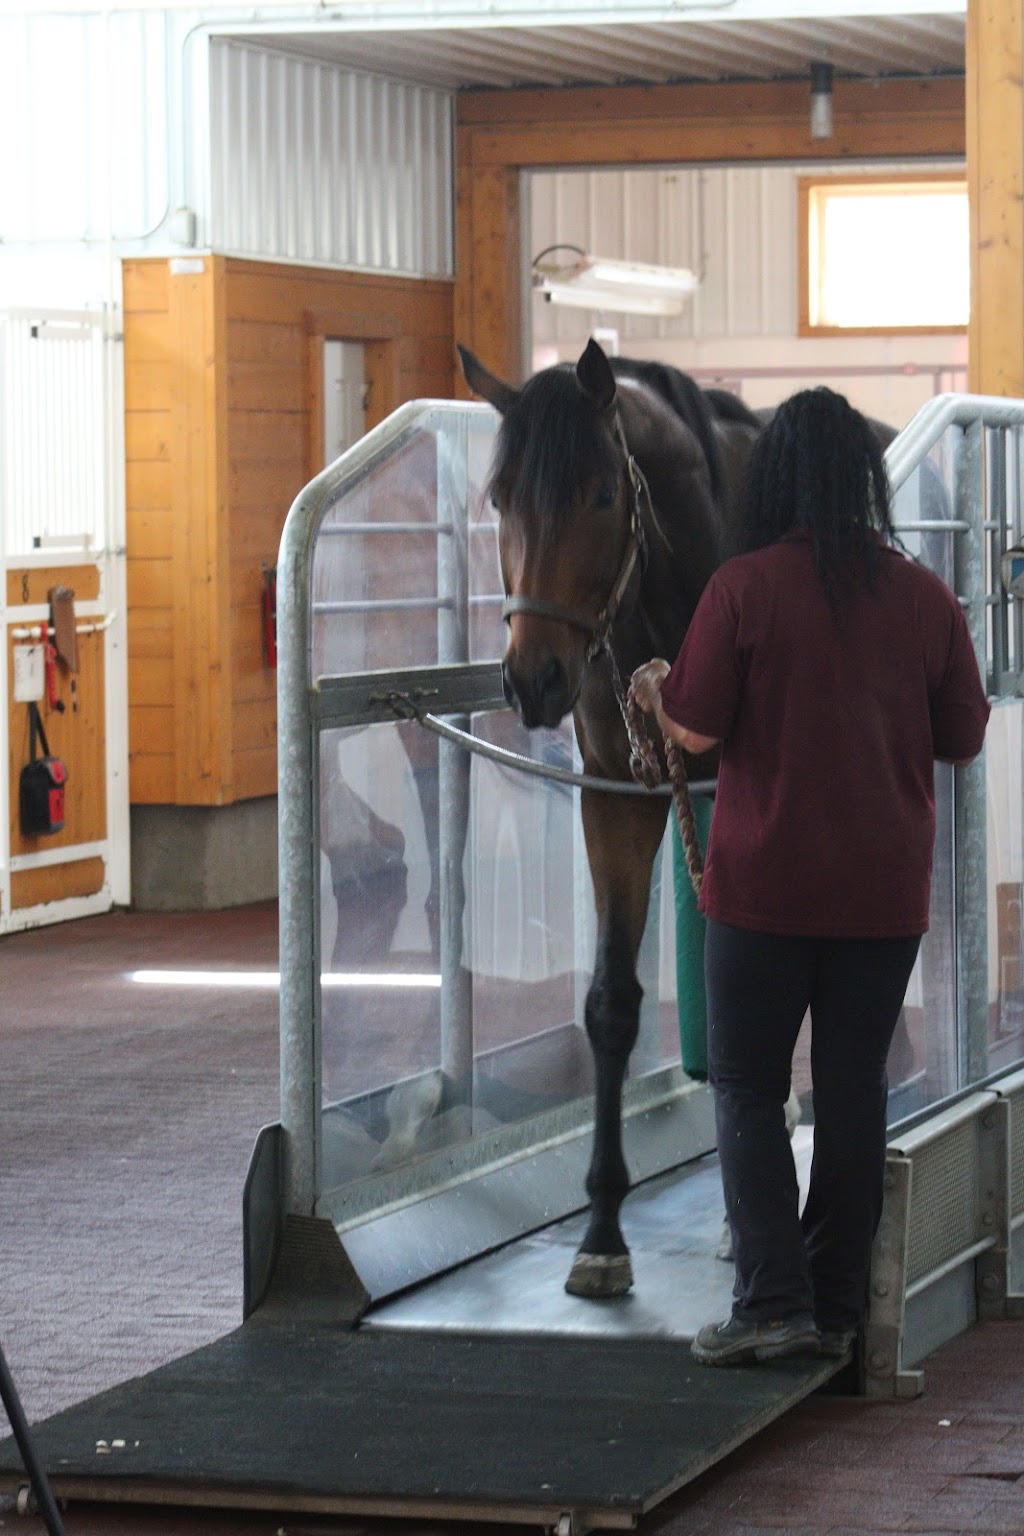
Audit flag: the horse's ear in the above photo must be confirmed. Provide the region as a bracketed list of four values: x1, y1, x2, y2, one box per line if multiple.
[457, 344, 517, 415]
[576, 338, 617, 411]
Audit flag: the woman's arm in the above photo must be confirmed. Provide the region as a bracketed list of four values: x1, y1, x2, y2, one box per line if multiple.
[629, 659, 720, 756]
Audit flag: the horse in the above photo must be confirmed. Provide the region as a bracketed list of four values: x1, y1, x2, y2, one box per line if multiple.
[458, 338, 761, 1298]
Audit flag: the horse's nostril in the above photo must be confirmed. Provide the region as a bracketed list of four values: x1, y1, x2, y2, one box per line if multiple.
[538, 656, 566, 707]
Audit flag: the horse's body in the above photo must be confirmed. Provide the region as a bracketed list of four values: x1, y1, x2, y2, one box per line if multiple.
[459, 339, 760, 1297]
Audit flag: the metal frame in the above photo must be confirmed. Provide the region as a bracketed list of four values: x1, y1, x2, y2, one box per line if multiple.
[262, 389, 1024, 1332]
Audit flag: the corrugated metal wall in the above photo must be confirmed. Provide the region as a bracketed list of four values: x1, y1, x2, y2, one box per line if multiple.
[532, 165, 794, 346]
[208, 39, 454, 276]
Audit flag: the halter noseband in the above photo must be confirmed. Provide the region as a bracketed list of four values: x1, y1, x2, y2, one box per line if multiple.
[500, 417, 651, 662]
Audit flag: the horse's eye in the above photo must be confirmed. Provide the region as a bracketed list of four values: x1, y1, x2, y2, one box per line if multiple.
[595, 487, 615, 511]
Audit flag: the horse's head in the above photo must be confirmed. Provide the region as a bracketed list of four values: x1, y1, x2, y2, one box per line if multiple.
[459, 339, 642, 730]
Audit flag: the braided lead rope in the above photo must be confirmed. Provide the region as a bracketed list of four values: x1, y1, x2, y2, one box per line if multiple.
[611, 653, 706, 898]
[664, 737, 705, 897]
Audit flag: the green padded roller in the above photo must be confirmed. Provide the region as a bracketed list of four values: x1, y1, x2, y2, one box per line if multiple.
[672, 795, 713, 1081]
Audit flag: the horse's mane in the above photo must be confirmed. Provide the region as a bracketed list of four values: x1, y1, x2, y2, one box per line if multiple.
[489, 365, 624, 544]
[488, 356, 751, 542]
[611, 358, 734, 506]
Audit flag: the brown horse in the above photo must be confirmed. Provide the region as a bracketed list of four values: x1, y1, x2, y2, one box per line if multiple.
[459, 338, 760, 1297]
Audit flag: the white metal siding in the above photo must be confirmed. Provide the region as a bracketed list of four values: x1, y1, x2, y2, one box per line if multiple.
[1, 312, 110, 557]
[0, 10, 172, 246]
[208, 40, 454, 276]
[531, 161, 962, 349]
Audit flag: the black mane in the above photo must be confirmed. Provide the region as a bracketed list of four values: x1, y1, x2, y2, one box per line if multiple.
[489, 365, 622, 544]
[612, 358, 733, 505]
[489, 356, 743, 539]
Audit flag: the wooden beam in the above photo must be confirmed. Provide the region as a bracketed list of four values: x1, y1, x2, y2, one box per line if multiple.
[967, 0, 1024, 395]
[456, 76, 964, 137]
[168, 256, 232, 804]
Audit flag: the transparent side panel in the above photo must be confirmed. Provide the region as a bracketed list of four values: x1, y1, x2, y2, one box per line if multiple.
[987, 700, 1024, 1074]
[317, 714, 679, 1194]
[310, 406, 503, 683]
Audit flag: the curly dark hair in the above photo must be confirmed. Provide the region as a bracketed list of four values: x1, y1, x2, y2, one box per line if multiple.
[743, 387, 898, 605]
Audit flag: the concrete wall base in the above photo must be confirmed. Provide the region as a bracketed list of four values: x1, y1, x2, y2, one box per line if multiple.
[131, 799, 279, 911]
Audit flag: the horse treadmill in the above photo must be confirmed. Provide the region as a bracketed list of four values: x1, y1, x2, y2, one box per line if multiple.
[0, 398, 981, 1530]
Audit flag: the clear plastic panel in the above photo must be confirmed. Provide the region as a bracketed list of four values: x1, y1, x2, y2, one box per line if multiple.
[986, 700, 1024, 1073]
[310, 406, 503, 684]
[317, 713, 679, 1194]
[884, 454, 960, 1114]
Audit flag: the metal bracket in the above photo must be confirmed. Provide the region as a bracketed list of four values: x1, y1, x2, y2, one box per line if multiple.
[864, 1153, 925, 1398]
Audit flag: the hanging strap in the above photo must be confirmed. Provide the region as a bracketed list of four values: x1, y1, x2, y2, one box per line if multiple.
[28, 702, 52, 763]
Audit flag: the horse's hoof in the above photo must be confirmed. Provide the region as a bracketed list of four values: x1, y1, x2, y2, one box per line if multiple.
[564, 1252, 633, 1299]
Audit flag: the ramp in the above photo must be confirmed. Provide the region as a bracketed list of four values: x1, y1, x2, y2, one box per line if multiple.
[0, 1319, 842, 1532]
[0, 1147, 850, 1531]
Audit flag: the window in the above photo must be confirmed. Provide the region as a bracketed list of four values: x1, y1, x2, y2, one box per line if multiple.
[799, 174, 968, 334]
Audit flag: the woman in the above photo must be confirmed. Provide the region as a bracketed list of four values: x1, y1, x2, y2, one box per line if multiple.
[631, 387, 989, 1367]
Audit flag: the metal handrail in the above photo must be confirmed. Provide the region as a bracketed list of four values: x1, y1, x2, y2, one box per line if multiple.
[884, 391, 1024, 491]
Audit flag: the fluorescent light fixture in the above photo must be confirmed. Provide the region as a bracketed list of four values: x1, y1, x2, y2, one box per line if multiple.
[583, 259, 699, 295]
[128, 969, 442, 989]
[531, 247, 700, 318]
[538, 282, 688, 317]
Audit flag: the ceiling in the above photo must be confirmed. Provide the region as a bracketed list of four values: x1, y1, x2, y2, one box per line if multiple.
[232, 13, 966, 93]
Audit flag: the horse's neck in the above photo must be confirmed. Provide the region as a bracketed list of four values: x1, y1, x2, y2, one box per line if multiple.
[616, 384, 728, 659]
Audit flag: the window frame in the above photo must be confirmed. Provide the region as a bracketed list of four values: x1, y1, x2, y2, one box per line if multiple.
[798, 171, 969, 338]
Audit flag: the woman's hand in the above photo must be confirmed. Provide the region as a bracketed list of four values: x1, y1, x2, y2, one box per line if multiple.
[629, 658, 671, 714]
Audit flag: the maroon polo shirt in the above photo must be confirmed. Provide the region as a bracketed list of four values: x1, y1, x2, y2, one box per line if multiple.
[659, 531, 990, 937]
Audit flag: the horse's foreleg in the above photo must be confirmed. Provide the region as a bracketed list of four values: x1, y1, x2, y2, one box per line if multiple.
[565, 790, 669, 1299]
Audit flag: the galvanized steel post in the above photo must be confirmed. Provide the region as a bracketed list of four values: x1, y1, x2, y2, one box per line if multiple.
[277, 473, 326, 1216]
[953, 418, 990, 1086]
[436, 417, 474, 1107]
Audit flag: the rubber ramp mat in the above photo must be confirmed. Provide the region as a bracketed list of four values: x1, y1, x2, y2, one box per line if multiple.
[0, 1322, 842, 1527]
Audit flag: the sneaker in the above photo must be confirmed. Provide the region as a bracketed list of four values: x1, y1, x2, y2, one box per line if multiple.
[818, 1327, 858, 1359]
[691, 1313, 820, 1367]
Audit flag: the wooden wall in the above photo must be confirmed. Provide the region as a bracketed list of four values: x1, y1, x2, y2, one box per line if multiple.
[123, 255, 454, 808]
[967, 0, 1024, 395]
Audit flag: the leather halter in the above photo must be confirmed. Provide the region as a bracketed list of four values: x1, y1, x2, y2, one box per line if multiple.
[500, 417, 650, 662]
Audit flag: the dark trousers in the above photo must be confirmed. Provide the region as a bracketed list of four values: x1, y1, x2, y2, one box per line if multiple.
[705, 919, 921, 1332]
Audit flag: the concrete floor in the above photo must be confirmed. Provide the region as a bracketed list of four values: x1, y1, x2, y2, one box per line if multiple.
[0, 903, 1022, 1536]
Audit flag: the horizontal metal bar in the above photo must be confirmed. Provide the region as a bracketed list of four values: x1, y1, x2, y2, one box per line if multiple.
[312, 596, 454, 616]
[0, 1477, 637, 1531]
[416, 708, 717, 798]
[10, 610, 116, 640]
[905, 1236, 996, 1300]
[889, 1088, 999, 1154]
[313, 662, 507, 729]
[318, 522, 454, 536]
[893, 519, 969, 534]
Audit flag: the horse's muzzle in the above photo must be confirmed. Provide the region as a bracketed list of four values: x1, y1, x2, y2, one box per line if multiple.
[502, 654, 574, 729]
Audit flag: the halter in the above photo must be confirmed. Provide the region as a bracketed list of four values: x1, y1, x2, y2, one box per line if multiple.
[500, 416, 651, 662]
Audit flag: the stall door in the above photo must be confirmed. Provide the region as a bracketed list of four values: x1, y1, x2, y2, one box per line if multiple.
[0, 306, 129, 931]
